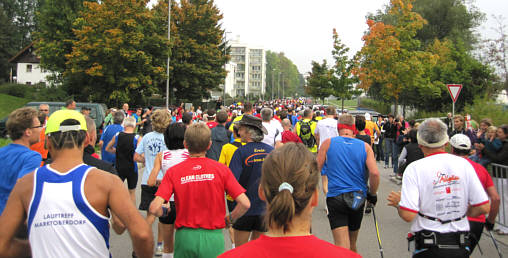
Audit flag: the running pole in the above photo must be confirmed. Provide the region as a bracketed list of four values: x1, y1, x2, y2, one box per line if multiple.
[488, 230, 503, 258]
[371, 207, 384, 258]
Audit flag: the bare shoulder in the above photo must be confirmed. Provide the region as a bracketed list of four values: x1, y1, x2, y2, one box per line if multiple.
[86, 168, 123, 189]
[15, 172, 35, 207]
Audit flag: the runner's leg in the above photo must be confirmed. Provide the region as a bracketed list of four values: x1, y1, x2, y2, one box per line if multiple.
[234, 230, 251, 247]
[331, 226, 350, 249]
[348, 230, 360, 253]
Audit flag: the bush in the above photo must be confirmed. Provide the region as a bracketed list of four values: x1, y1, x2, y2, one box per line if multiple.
[0, 83, 29, 98]
[358, 97, 390, 114]
[464, 96, 508, 126]
[0, 83, 67, 102]
[0, 138, 11, 147]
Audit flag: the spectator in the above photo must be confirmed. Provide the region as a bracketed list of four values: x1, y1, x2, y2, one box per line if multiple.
[397, 129, 424, 180]
[63, 99, 76, 110]
[81, 106, 91, 117]
[382, 114, 398, 172]
[471, 125, 502, 167]
[450, 114, 476, 144]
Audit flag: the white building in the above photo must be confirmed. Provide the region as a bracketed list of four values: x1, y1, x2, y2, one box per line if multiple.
[9, 42, 53, 86]
[228, 37, 266, 98]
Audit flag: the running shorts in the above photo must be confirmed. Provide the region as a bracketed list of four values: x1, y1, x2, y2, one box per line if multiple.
[233, 215, 267, 232]
[326, 194, 365, 231]
[175, 228, 224, 258]
[118, 169, 138, 190]
[139, 185, 170, 224]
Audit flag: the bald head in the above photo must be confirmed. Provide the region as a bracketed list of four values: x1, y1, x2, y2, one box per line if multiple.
[282, 118, 292, 130]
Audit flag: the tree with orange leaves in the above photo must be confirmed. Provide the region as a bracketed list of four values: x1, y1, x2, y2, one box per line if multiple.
[354, 0, 441, 114]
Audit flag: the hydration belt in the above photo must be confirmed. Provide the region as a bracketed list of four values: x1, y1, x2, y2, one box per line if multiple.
[407, 230, 471, 250]
[418, 212, 466, 224]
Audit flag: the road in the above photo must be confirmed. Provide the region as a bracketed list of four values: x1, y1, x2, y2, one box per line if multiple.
[110, 161, 508, 257]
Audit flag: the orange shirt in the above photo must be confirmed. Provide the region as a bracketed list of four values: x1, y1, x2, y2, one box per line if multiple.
[30, 128, 48, 163]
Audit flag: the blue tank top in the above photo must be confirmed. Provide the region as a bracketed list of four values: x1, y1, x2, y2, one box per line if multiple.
[322, 136, 368, 197]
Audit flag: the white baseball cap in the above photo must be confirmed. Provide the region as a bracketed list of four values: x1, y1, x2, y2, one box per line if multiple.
[365, 113, 371, 121]
[450, 134, 471, 150]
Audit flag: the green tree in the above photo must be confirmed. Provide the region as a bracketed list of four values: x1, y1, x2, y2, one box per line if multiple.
[163, 0, 228, 102]
[0, 7, 17, 82]
[65, 0, 168, 105]
[330, 29, 361, 111]
[306, 60, 333, 104]
[265, 51, 304, 99]
[35, 0, 97, 84]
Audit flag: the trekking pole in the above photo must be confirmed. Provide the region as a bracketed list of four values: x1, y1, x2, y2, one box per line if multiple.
[488, 230, 503, 258]
[371, 207, 384, 258]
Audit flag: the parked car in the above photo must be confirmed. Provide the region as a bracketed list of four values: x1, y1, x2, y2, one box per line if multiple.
[0, 102, 107, 138]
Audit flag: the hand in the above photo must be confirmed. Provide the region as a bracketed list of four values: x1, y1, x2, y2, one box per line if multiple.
[387, 191, 401, 208]
[367, 192, 377, 206]
[224, 214, 233, 228]
[476, 143, 485, 151]
[156, 180, 162, 187]
[161, 203, 170, 217]
[485, 220, 495, 231]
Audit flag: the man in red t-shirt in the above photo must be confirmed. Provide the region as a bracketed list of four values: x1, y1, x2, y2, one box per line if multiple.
[281, 118, 302, 144]
[450, 134, 500, 252]
[149, 122, 250, 257]
[206, 109, 218, 129]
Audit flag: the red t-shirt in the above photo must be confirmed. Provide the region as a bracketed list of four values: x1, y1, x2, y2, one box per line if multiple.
[207, 121, 218, 129]
[155, 157, 245, 229]
[466, 158, 494, 223]
[219, 234, 361, 258]
[281, 130, 302, 144]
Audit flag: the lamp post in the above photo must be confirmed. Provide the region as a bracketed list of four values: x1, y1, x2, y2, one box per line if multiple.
[223, 31, 231, 107]
[271, 68, 274, 100]
[277, 72, 281, 100]
[165, 0, 171, 109]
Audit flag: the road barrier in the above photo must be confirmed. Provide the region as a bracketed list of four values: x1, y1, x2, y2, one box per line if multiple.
[491, 163, 508, 230]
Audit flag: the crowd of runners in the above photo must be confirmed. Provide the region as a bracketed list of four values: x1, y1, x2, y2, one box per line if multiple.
[0, 97, 506, 257]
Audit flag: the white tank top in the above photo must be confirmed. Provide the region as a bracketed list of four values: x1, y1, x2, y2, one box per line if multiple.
[28, 164, 110, 258]
[161, 149, 189, 201]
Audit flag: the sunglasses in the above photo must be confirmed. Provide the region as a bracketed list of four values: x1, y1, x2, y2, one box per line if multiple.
[39, 109, 49, 112]
[30, 125, 43, 129]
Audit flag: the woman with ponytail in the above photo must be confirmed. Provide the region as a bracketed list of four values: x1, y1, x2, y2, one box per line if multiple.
[220, 143, 360, 257]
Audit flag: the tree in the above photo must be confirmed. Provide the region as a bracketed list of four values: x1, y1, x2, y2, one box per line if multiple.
[330, 29, 362, 111]
[64, 0, 168, 105]
[0, 7, 17, 82]
[35, 0, 96, 84]
[306, 60, 333, 104]
[479, 15, 508, 92]
[265, 51, 303, 99]
[354, 0, 440, 114]
[159, 0, 228, 102]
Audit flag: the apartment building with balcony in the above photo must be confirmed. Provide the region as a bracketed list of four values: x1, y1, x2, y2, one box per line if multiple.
[228, 37, 266, 98]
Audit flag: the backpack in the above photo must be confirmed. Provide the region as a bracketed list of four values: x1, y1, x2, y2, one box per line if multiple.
[298, 120, 316, 148]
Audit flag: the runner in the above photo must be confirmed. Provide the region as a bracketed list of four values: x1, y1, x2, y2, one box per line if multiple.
[228, 102, 253, 131]
[220, 143, 360, 258]
[229, 115, 273, 247]
[30, 111, 49, 165]
[450, 134, 500, 252]
[0, 110, 153, 257]
[147, 122, 189, 258]
[387, 118, 490, 258]
[260, 107, 283, 148]
[0, 107, 42, 216]
[317, 114, 379, 252]
[134, 109, 171, 256]
[295, 108, 317, 153]
[314, 106, 338, 150]
[281, 118, 302, 144]
[106, 116, 142, 205]
[82, 116, 117, 175]
[99, 111, 124, 164]
[149, 122, 250, 257]
[206, 111, 231, 161]
[364, 113, 380, 145]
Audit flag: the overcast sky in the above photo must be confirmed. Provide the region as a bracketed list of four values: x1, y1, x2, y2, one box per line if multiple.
[212, 0, 507, 74]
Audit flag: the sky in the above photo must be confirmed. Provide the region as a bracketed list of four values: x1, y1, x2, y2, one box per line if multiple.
[211, 0, 508, 74]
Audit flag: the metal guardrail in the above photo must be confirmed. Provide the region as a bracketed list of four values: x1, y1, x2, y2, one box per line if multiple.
[491, 163, 508, 229]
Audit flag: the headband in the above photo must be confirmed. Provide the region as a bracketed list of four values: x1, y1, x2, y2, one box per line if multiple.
[337, 124, 356, 132]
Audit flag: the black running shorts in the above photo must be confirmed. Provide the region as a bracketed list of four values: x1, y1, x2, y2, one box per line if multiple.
[233, 215, 267, 232]
[159, 201, 176, 225]
[118, 169, 138, 190]
[326, 194, 365, 231]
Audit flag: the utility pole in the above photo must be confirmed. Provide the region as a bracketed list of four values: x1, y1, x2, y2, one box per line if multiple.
[278, 72, 281, 99]
[282, 74, 285, 99]
[271, 70, 274, 100]
[223, 31, 231, 107]
[165, 0, 171, 109]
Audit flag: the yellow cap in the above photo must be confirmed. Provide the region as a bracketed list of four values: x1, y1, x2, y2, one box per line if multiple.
[45, 110, 87, 135]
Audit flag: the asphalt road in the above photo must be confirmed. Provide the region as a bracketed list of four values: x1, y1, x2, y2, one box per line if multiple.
[110, 161, 508, 257]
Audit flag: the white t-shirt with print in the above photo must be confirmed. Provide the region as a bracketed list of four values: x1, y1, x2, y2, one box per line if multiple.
[262, 120, 283, 147]
[314, 118, 338, 147]
[161, 149, 189, 201]
[399, 152, 488, 233]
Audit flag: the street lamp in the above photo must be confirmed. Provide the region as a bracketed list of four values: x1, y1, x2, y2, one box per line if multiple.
[223, 31, 231, 107]
[165, 0, 171, 109]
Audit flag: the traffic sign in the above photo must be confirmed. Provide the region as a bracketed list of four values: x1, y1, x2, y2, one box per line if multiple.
[447, 84, 462, 103]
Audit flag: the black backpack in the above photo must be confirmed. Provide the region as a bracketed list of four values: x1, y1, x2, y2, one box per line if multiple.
[298, 120, 316, 148]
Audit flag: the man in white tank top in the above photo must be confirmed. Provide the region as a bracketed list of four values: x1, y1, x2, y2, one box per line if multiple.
[0, 110, 154, 258]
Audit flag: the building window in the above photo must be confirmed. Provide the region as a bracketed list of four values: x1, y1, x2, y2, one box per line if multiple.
[26, 64, 32, 73]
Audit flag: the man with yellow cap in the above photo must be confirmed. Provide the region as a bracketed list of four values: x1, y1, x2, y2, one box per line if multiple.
[0, 110, 154, 258]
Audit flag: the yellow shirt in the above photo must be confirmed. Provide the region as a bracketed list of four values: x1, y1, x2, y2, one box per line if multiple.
[228, 115, 243, 131]
[218, 139, 245, 167]
[365, 120, 380, 144]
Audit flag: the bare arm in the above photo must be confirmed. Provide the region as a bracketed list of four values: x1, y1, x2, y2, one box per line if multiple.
[365, 143, 380, 194]
[148, 153, 162, 186]
[149, 196, 166, 217]
[486, 186, 500, 224]
[387, 191, 417, 222]
[107, 174, 153, 258]
[134, 153, 145, 163]
[105, 136, 116, 154]
[467, 202, 490, 218]
[0, 178, 31, 257]
[230, 193, 250, 221]
[317, 139, 330, 196]
[315, 133, 320, 150]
